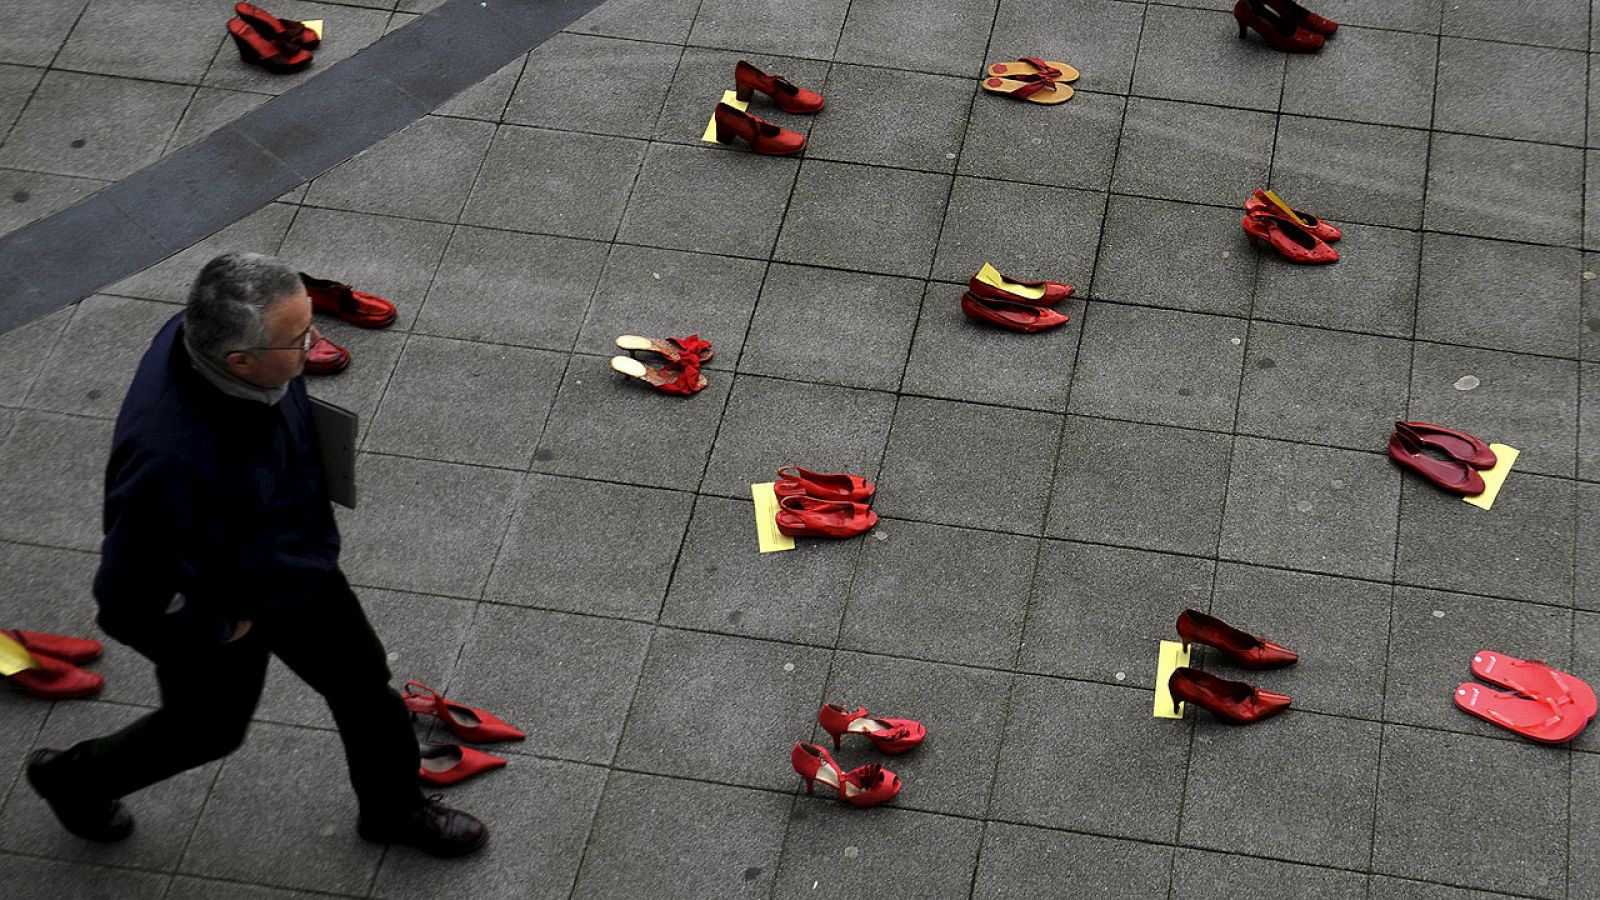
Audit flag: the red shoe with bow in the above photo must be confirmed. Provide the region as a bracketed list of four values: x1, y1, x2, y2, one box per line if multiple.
[235, 2, 320, 49]
[614, 334, 714, 364]
[3, 629, 101, 665]
[1242, 211, 1339, 264]
[790, 743, 900, 807]
[7, 653, 103, 701]
[734, 60, 824, 114]
[610, 355, 706, 395]
[1394, 421, 1496, 470]
[1244, 190, 1340, 243]
[775, 496, 877, 539]
[301, 273, 398, 329]
[418, 743, 508, 786]
[303, 333, 350, 376]
[1168, 667, 1290, 724]
[1176, 609, 1298, 669]
[403, 681, 525, 743]
[818, 703, 926, 754]
[713, 103, 806, 156]
[1388, 426, 1485, 496]
[774, 466, 875, 502]
[960, 292, 1070, 333]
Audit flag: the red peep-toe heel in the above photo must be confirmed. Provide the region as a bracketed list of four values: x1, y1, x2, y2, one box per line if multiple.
[818, 703, 926, 754]
[774, 496, 877, 539]
[403, 681, 525, 743]
[774, 466, 875, 502]
[790, 743, 900, 807]
[226, 17, 313, 74]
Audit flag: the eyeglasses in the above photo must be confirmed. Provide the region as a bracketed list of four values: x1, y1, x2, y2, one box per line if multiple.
[240, 326, 315, 354]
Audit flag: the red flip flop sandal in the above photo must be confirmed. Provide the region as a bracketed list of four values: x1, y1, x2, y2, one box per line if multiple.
[1470, 651, 1596, 720]
[1453, 682, 1588, 744]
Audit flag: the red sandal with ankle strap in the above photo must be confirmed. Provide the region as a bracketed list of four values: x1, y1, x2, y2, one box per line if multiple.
[226, 17, 313, 74]
[818, 703, 926, 754]
[790, 743, 900, 807]
[403, 681, 525, 743]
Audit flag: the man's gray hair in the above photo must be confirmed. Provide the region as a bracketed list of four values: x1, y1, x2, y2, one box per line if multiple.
[185, 252, 302, 364]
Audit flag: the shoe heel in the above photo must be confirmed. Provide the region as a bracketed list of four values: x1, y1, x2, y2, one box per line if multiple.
[801, 776, 815, 795]
[1238, 20, 1248, 38]
[734, 84, 753, 102]
[829, 732, 841, 752]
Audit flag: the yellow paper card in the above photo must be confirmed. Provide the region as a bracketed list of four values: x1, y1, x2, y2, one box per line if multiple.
[975, 262, 1006, 288]
[701, 90, 749, 143]
[303, 19, 323, 39]
[1153, 639, 1191, 719]
[1260, 189, 1306, 227]
[975, 261, 1046, 300]
[1463, 444, 1518, 511]
[752, 482, 795, 553]
[0, 631, 37, 677]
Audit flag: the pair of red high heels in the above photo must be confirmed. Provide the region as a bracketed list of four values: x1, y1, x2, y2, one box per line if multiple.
[227, 2, 320, 74]
[713, 61, 824, 156]
[1232, 0, 1337, 53]
[772, 466, 878, 539]
[1386, 420, 1496, 496]
[961, 266, 1073, 333]
[1455, 651, 1595, 744]
[791, 702, 926, 808]
[403, 681, 522, 786]
[1168, 610, 1297, 724]
[300, 272, 398, 376]
[609, 334, 712, 396]
[3, 629, 105, 701]
[1241, 189, 1341, 265]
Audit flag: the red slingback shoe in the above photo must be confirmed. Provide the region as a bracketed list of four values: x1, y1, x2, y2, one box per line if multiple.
[303, 334, 350, 376]
[1259, 0, 1338, 36]
[960, 291, 1070, 333]
[818, 703, 926, 754]
[235, 2, 320, 49]
[226, 17, 313, 74]
[773, 466, 875, 502]
[403, 681, 525, 743]
[6, 653, 103, 701]
[1388, 427, 1485, 496]
[790, 743, 900, 807]
[1394, 421, 1496, 470]
[1242, 211, 1339, 265]
[1231, 0, 1324, 52]
[1244, 190, 1340, 242]
[1168, 667, 1290, 724]
[418, 743, 508, 786]
[712, 103, 806, 156]
[1175, 609, 1298, 670]
[734, 60, 825, 114]
[775, 496, 877, 539]
[301, 273, 398, 329]
[2, 629, 101, 664]
[1470, 651, 1596, 721]
[966, 272, 1074, 307]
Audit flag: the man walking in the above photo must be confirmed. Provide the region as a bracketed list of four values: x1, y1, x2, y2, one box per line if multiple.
[25, 252, 486, 858]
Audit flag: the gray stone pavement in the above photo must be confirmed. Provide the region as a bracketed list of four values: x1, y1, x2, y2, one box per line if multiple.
[1, 0, 1599, 897]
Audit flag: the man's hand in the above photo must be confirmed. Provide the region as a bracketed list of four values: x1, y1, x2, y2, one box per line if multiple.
[227, 620, 253, 642]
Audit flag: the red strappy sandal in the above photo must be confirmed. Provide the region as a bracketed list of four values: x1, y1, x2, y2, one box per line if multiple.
[1454, 682, 1588, 744]
[790, 743, 900, 807]
[403, 681, 525, 743]
[610, 356, 707, 395]
[774, 496, 878, 539]
[418, 743, 508, 786]
[1470, 651, 1596, 721]
[614, 334, 714, 364]
[818, 703, 926, 754]
[773, 466, 875, 502]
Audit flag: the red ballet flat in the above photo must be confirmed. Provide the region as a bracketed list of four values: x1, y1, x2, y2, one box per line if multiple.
[2, 629, 101, 665]
[818, 703, 926, 754]
[1175, 609, 1298, 670]
[1244, 190, 1340, 243]
[1470, 651, 1596, 721]
[774, 496, 877, 539]
[960, 291, 1070, 333]
[1232, 0, 1325, 52]
[790, 743, 900, 807]
[1242, 211, 1339, 265]
[1454, 683, 1588, 744]
[1394, 421, 1496, 470]
[303, 334, 350, 376]
[966, 271, 1073, 307]
[234, 2, 320, 49]
[226, 17, 313, 74]
[734, 59, 825, 114]
[773, 466, 875, 502]
[301, 273, 398, 329]
[1168, 667, 1290, 724]
[403, 681, 525, 743]
[712, 103, 806, 156]
[418, 743, 508, 786]
[6, 653, 103, 701]
[1388, 427, 1485, 496]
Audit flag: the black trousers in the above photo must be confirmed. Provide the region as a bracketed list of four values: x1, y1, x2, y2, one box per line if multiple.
[67, 570, 423, 817]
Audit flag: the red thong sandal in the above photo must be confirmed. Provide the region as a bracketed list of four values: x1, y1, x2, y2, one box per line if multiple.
[980, 73, 1073, 105]
[1470, 651, 1597, 721]
[1454, 682, 1588, 744]
[986, 57, 1080, 83]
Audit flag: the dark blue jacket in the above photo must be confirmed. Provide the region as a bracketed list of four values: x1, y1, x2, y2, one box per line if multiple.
[93, 312, 340, 656]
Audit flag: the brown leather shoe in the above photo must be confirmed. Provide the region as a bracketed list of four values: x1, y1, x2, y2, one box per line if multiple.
[27, 749, 133, 842]
[358, 796, 487, 858]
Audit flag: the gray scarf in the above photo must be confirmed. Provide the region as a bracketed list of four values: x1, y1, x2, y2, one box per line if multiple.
[184, 331, 287, 406]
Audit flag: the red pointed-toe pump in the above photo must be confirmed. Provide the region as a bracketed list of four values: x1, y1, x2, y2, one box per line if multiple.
[966, 272, 1074, 307]
[1168, 667, 1290, 724]
[818, 703, 926, 755]
[418, 743, 508, 786]
[301, 273, 398, 329]
[303, 333, 350, 376]
[6, 653, 103, 701]
[790, 743, 900, 807]
[712, 103, 806, 156]
[774, 466, 875, 502]
[1394, 421, 1496, 470]
[1260, 0, 1338, 36]
[1232, 0, 1325, 52]
[403, 681, 525, 743]
[734, 60, 824, 114]
[2, 629, 101, 665]
[1244, 190, 1340, 243]
[1388, 427, 1485, 496]
[1242, 211, 1339, 264]
[1176, 610, 1298, 669]
[960, 292, 1070, 333]
[226, 17, 313, 74]
[235, 2, 320, 49]
[775, 496, 878, 539]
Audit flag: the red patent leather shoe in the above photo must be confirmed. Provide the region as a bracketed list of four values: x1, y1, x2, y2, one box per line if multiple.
[1388, 427, 1485, 496]
[235, 2, 320, 49]
[403, 681, 525, 743]
[790, 743, 900, 807]
[2, 629, 101, 665]
[1244, 190, 1340, 243]
[615, 334, 714, 364]
[610, 355, 706, 395]
[734, 59, 824, 114]
[1471, 651, 1596, 721]
[301, 273, 398, 329]
[6, 653, 103, 701]
[303, 334, 350, 376]
[774, 496, 878, 539]
[1175, 610, 1298, 670]
[1242, 212, 1339, 265]
[1260, 0, 1338, 36]
[1168, 667, 1290, 724]
[774, 466, 875, 502]
[1232, 0, 1324, 52]
[713, 103, 806, 156]
[418, 743, 508, 786]
[226, 17, 313, 74]
[1454, 683, 1587, 744]
[1394, 421, 1496, 470]
[960, 292, 1070, 333]
[818, 703, 926, 754]
[966, 272, 1074, 307]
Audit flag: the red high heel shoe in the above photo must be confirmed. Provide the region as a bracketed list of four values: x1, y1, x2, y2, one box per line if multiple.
[1454, 683, 1587, 744]
[1394, 421, 1496, 470]
[2, 629, 101, 665]
[303, 333, 350, 376]
[614, 334, 714, 364]
[226, 17, 313, 74]
[301, 273, 398, 329]
[733, 60, 825, 114]
[790, 743, 900, 807]
[1175, 610, 1298, 669]
[960, 292, 1070, 333]
[1168, 667, 1290, 724]
[775, 496, 878, 539]
[6, 653, 103, 701]
[418, 743, 508, 786]
[1260, 0, 1338, 36]
[712, 103, 806, 156]
[1388, 427, 1485, 496]
[773, 466, 875, 502]
[610, 355, 707, 395]
[1242, 212, 1339, 265]
[1244, 190, 1340, 243]
[1231, 0, 1324, 52]
[966, 271, 1074, 307]
[1470, 651, 1596, 721]
[403, 681, 525, 743]
[818, 704, 926, 754]
[234, 2, 320, 49]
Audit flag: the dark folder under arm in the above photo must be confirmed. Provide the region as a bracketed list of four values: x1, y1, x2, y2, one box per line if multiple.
[309, 396, 358, 509]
